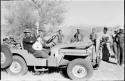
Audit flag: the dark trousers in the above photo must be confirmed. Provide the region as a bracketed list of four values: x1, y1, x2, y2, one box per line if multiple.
[119, 43, 124, 65]
[33, 49, 50, 58]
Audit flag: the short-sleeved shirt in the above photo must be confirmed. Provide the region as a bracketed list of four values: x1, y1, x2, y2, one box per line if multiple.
[97, 32, 112, 43]
[74, 33, 83, 42]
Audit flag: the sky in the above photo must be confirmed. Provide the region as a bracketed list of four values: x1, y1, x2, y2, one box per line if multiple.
[63, 0, 124, 27]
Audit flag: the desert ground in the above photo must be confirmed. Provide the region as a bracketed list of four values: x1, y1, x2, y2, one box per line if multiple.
[1, 58, 124, 81]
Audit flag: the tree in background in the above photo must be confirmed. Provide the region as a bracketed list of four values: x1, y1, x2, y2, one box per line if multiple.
[31, 0, 66, 33]
[4, 1, 37, 37]
[4, 0, 66, 41]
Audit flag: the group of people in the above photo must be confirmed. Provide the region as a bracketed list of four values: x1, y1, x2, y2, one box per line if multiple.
[90, 27, 124, 67]
[3, 26, 124, 67]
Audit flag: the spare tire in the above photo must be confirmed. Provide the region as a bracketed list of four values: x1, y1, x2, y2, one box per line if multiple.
[1, 44, 12, 69]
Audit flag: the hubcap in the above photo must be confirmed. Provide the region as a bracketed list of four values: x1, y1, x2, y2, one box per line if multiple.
[72, 65, 87, 78]
[1, 52, 6, 64]
[9, 61, 22, 74]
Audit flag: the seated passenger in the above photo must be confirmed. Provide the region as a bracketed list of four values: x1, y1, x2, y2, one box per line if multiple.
[23, 29, 49, 58]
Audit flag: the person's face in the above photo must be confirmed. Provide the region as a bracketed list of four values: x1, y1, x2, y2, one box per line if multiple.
[77, 29, 80, 33]
[25, 32, 31, 37]
[58, 30, 62, 34]
[39, 31, 44, 37]
[114, 31, 117, 34]
[92, 28, 96, 33]
[103, 29, 107, 34]
[119, 29, 124, 33]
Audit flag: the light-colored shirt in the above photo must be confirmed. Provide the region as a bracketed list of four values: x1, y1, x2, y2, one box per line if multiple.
[97, 32, 112, 42]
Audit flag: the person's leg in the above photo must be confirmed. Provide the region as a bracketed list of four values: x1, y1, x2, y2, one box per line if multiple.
[92, 45, 98, 66]
[106, 43, 114, 56]
[113, 42, 118, 64]
[96, 39, 102, 59]
[33, 50, 49, 58]
[117, 45, 121, 65]
[51, 45, 61, 57]
[120, 44, 124, 65]
[96, 39, 100, 55]
[122, 44, 124, 66]
[92, 45, 97, 60]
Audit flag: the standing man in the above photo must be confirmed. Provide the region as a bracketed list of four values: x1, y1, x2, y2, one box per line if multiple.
[90, 28, 100, 69]
[118, 28, 124, 66]
[112, 28, 119, 64]
[71, 28, 84, 42]
[57, 29, 64, 44]
[96, 27, 115, 61]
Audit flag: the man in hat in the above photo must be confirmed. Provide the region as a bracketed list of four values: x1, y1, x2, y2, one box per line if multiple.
[96, 27, 116, 62]
[23, 29, 37, 54]
[23, 29, 49, 58]
[119, 27, 124, 67]
[117, 27, 124, 66]
[96, 27, 115, 61]
[112, 27, 119, 64]
[89, 28, 99, 68]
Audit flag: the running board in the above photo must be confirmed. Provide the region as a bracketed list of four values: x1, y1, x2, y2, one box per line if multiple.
[34, 66, 48, 71]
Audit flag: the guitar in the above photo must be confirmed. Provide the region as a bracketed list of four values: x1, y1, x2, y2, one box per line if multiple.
[32, 37, 43, 50]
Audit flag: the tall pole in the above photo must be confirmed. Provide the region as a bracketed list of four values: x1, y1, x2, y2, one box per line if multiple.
[31, 0, 40, 36]
[36, 20, 39, 35]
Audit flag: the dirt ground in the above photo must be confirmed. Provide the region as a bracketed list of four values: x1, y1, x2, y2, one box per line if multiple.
[1, 59, 124, 81]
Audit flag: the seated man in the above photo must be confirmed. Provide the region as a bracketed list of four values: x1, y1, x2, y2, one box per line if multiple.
[23, 29, 49, 58]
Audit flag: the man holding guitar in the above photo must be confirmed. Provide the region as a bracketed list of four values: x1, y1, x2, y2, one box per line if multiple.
[23, 29, 49, 58]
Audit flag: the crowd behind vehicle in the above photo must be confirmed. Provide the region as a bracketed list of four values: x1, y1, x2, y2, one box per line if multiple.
[3, 27, 124, 66]
[2, 26, 124, 67]
[1, 25, 124, 80]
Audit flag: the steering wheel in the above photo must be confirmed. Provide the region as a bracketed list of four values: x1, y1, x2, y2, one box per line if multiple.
[45, 35, 57, 48]
[46, 35, 57, 44]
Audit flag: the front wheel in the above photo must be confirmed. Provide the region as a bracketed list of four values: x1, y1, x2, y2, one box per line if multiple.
[6, 56, 28, 75]
[67, 58, 93, 80]
[1, 44, 12, 69]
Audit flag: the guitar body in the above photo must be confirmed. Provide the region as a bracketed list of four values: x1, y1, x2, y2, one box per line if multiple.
[32, 37, 43, 50]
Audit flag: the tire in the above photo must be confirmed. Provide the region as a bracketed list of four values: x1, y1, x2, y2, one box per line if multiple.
[67, 58, 93, 80]
[1, 44, 12, 69]
[6, 56, 28, 75]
